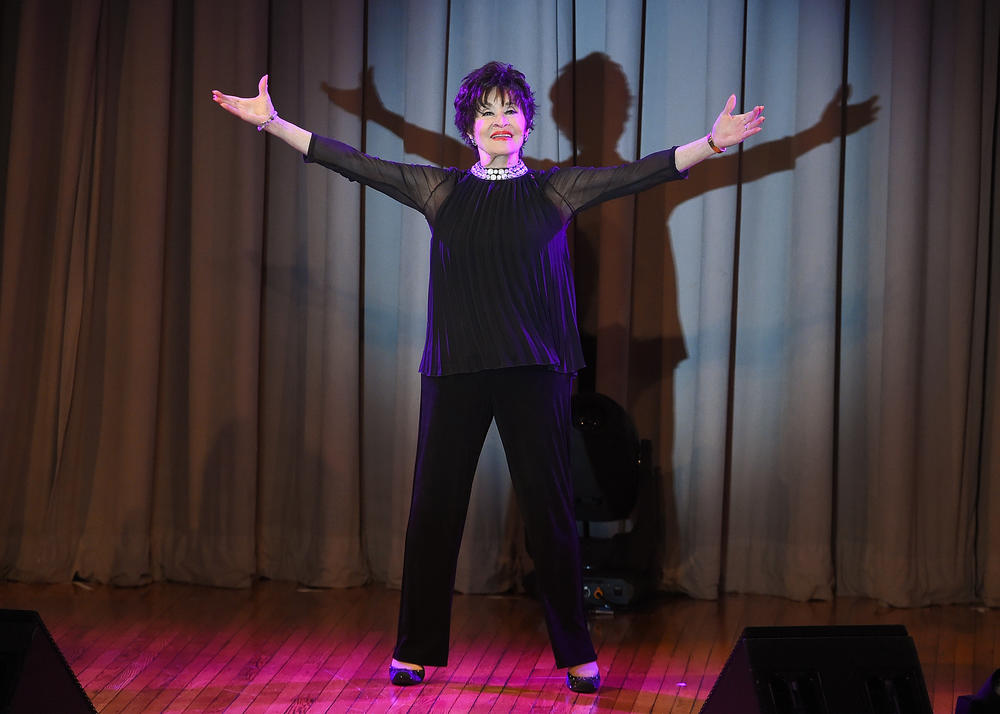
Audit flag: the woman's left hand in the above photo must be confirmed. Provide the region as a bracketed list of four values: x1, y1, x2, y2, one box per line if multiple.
[212, 75, 275, 128]
[711, 95, 765, 149]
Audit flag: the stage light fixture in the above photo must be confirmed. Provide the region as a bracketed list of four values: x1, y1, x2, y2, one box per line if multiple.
[569, 392, 654, 611]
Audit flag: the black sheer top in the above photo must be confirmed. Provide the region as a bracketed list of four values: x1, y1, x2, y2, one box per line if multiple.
[306, 135, 688, 376]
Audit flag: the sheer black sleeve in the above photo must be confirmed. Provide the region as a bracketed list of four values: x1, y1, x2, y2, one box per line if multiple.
[305, 134, 456, 221]
[543, 147, 688, 220]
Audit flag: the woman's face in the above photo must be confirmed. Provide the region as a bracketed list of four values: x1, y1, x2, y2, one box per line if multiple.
[470, 89, 528, 163]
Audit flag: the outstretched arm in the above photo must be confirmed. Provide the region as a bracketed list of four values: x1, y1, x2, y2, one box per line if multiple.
[663, 85, 879, 209]
[674, 94, 765, 172]
[212, 75, 313, 154]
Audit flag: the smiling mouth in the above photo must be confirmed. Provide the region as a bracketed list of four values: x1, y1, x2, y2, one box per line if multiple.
[490, 132, 513, 140]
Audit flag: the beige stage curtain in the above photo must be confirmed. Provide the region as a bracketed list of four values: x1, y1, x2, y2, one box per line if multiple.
[834, 0, 992, 606]
[1, 0, 997, 607]
[982, 1, 1000, 606]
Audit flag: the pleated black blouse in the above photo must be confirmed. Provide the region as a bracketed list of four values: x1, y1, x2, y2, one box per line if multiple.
[306, 135, 687, 377]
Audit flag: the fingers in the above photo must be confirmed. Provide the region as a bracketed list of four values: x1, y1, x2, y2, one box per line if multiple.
[211, 90, 240, 112]
[212, 88, 246, 106]
[258, 74, 268, 96]
[736, 114, 765, 139]
[743, 109, 765, 128]
[735, 105, 765, 123]
[211, 89, 255, 125]
[211, 90, 233, 111]
[725, 93, 737, 114]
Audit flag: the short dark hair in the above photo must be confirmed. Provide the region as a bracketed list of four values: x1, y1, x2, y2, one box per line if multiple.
[454, 61, 536, 149]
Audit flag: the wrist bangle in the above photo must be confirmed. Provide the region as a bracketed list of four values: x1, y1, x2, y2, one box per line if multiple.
[707, 134, 725, 154]
[257, 111, 278, 132]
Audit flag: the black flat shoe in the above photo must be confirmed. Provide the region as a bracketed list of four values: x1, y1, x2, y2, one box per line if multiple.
[566, 670, 601, 694]
[389, 664, 425, 686]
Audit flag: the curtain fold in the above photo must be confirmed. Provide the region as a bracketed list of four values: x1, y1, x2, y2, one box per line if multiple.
[0, 0, 996, 606]
[150, 0, 270, 587]
[360, 0, 449, 589]
[631, 0, 745, 600]
[723, 0, 844, 601]
[836, 0, 987, 605]
[254, 0, 369, 589]
[977, 0, 1000, 607]
[1, 0, 107, 582]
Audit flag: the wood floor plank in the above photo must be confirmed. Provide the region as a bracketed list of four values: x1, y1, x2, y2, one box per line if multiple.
[261, 589, 371, 713]
[87, 587, 203, 710]
[167, 592, 287, 712]
[421, 594, 497, 711]
[100, 589, 231, 714]
[449, 597, 538, 712]
[276, 587, 381, 713]
[329, 616, 397, 712]
[185, 583, 309, 712]
[954, 607, 977, 705]
[687, 594, 749, 711]
[626, 599, 692, 714]
[972, 605, 998, 700]
[676, 602, 727, 714]
[932, 607, 958, 714]
[2, 580, 997, 712]
[607, 615, 658, 713]
[397, 591, 485, 713]
[643, 597, 704, 713]
[146, 588, 272, 713]
[75, 596, 159, 691]
[466, 609, 534, 712]
[53, 585, 127, 680]
[311, 588, 400, 711]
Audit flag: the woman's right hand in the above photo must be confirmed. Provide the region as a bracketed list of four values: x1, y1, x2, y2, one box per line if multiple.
[212, 75, 275, 126]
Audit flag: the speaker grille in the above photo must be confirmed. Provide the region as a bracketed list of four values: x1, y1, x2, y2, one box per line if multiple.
[701, 625, 932, 714]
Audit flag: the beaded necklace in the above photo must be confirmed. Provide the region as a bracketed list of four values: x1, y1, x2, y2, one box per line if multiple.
[470, 160, 528, 181]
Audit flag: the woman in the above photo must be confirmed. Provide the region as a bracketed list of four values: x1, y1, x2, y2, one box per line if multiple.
[212, 61, 764, 694]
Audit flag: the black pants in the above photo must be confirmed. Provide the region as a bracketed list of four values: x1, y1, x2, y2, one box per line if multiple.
[392, 367, 597, 668]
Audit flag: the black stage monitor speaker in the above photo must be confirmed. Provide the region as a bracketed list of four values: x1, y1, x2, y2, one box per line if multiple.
[0, 609, 95, 713]
[701, 625, 932, 714]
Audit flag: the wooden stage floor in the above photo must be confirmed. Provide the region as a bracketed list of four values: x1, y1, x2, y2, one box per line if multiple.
[0, 579, 996, 712]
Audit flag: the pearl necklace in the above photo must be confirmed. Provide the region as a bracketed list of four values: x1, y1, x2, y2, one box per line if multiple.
[470, 160, 528, 181]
